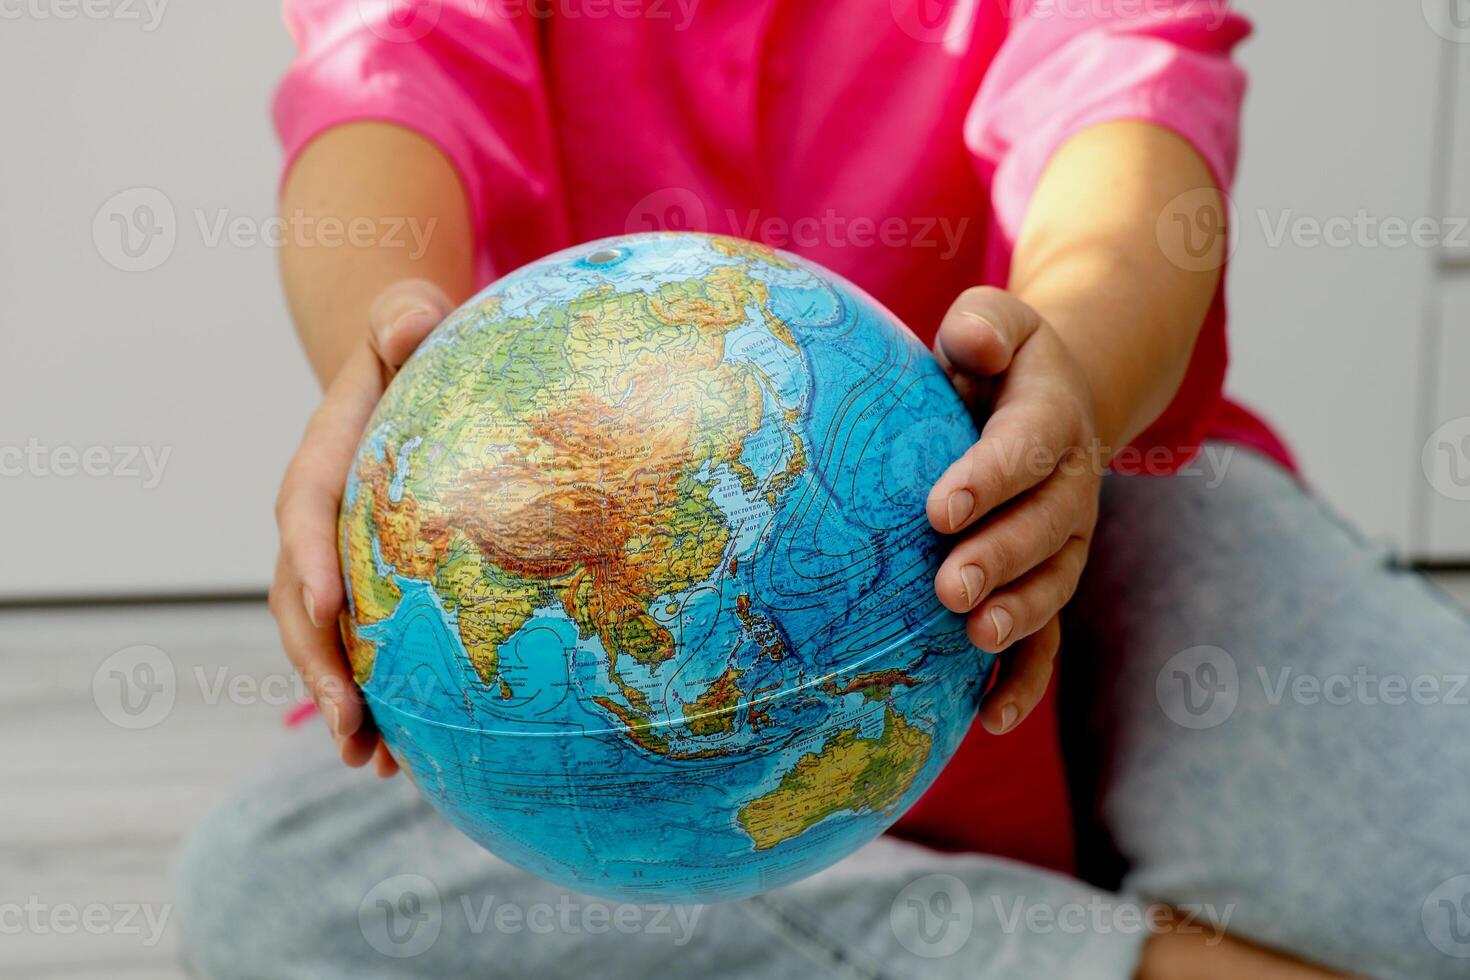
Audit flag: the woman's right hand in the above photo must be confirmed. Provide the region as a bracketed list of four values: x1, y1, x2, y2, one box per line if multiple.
[269, 279, 455, 777]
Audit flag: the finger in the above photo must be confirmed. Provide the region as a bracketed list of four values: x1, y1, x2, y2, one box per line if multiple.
[339, 708, 382, 768]
[935, 286, 1042, 381]
[368, 279, 454, 373]
[275, 345, 386, 630]
[966, 537, 1089, 652]
[978, 615, 1060, 735]
[372, 741, 401, 779]
[269, 558, 374, 765]
[926, 397, 1074, 534]
[935, 471, 1095, 612]
[932, 339, 995, 410]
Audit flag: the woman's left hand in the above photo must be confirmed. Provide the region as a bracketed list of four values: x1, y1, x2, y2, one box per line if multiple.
[927, 286, 1103, 736]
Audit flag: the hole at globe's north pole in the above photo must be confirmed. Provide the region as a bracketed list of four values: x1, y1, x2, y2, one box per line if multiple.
[587, 248, 623, 265]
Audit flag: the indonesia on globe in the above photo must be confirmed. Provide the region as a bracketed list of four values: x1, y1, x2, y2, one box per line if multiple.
[338, 232, 993, 903]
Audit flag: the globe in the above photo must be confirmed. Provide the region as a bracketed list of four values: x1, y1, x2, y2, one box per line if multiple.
[338, 232, 993, 903]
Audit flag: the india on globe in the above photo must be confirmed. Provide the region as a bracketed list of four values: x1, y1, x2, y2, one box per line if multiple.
[338, 232, 994, 903]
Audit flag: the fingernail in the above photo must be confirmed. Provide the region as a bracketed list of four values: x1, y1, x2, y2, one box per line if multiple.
[302, 585, 320, 629]
[322, 696, 340, 737]
[1000, 703, 1019, 733]
[990, 607, 1013, 646]
[391, 305, 434, 334]
[959, 565, 985, 608]
[946, 489, 975, 531]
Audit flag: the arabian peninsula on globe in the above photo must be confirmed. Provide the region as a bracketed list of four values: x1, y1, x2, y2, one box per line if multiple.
[338, 232, 993, 903]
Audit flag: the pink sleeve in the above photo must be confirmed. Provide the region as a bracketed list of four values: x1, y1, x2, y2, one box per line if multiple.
[967, 1, 1251, 243]
[272, 1, 567, 277]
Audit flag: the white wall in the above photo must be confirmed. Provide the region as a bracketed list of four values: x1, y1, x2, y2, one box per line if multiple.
[1420, 36, 1470, 561]
[1, 6, 316, 598]
[2, 3, 1464, 600]
[1226, 1, 1446, 552]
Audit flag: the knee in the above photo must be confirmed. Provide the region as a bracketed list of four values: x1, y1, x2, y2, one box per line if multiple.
[173, 792, 314, 980]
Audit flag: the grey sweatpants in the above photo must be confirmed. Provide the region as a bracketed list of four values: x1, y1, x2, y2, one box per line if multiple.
[173, 447, 1470, 979]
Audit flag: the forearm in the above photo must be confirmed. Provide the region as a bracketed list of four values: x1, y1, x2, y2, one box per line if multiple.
[279, 121, 476, 386]
[1008, 120, 1225, 455]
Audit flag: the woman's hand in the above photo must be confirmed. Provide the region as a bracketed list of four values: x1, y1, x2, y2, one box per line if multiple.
[269, 279, 455, 777]
[927, 287, 1103, 736]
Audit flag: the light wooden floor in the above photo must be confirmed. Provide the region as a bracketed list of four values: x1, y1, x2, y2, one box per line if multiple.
[1, 602, 289, 980]
[4, 576, 1469, 978]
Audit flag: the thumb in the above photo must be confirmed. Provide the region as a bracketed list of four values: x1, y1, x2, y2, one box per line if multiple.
[368, 279, 456, 373]
[934, 286, 1043, 379]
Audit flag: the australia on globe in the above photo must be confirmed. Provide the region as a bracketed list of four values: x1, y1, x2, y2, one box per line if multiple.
[338, 232, 994, 903]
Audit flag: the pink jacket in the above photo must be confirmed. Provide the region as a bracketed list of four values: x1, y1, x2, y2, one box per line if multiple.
[274, 0, 1285, 871]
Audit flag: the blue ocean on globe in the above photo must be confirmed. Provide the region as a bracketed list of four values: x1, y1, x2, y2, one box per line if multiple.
[338, 232, 992, 903]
